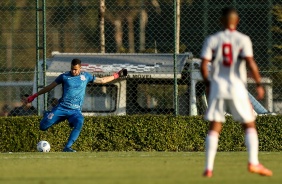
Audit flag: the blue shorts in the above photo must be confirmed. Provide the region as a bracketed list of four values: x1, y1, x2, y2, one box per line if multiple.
[40, 105, 84, 131]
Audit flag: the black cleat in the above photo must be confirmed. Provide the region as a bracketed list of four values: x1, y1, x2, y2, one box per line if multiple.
[63, 147, 76, 152]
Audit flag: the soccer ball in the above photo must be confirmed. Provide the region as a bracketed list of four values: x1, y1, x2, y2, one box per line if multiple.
[37, 140, 51, 152]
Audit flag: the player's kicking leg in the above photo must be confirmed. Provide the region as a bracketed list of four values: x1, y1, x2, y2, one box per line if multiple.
[40, 107, 66, 131]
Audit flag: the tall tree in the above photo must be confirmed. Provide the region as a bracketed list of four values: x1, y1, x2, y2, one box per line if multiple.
[0, 0, 27, 105]
[269, 4, 282, 101]
[272, 4, 282, 64]
[105, 0, 160, 53]
[1, 0, 27, 70]
[100, 0, 106, 53]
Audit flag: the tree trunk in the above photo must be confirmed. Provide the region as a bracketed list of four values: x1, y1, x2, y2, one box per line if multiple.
[127, 14, 136, 53]
[175, 0, 180, 54]
[139, 9, 148, 52]
[100, 0, 106, 53]
[3, 0, 27, 105]
[114, 19, 123, 52]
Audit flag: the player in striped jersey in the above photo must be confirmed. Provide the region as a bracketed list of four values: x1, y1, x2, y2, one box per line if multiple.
[200, 7, 272, 177]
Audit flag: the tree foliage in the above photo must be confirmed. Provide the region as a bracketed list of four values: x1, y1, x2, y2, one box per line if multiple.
[272, 5, 282, 64]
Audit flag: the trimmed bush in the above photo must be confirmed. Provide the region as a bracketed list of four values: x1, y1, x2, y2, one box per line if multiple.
[0, 115, 281, 152]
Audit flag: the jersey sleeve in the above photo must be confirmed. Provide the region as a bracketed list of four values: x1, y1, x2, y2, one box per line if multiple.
[86, 72, 95, 83]
[200, 36, 213, 60]
[55, 73, 64, 84]
[240, 36, 253, 58]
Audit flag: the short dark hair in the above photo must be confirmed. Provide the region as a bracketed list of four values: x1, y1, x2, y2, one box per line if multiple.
[221, 7, 238, 18]
[71, 58, 81, 66]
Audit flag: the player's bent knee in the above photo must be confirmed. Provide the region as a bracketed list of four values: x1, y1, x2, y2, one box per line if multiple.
[74, 120, 84, 130]
[39, 124, 48, 131]
[39, 119, 53, 131]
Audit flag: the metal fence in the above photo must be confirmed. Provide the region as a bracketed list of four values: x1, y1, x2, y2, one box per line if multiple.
[0, 0, 281, 117]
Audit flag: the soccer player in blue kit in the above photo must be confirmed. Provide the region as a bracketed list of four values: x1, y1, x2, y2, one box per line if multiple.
[27, 58, 127, 152]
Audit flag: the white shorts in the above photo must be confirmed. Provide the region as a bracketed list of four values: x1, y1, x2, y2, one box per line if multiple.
[205, 98, 255, 123]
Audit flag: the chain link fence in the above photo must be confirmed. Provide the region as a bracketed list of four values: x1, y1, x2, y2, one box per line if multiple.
[0, 0, 281, 117]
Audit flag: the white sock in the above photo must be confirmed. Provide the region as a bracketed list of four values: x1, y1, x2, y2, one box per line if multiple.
[205, 130, 219, 171]
[245, 128, 259, 165]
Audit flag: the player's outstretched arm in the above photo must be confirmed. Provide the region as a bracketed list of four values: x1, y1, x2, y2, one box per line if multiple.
[94, 68, 127, 84]
[27, 81, 58, 103]
[245, 57, 264, 100]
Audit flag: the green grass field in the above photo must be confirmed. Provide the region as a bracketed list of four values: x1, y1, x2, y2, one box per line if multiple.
[0, 152, 280, 184]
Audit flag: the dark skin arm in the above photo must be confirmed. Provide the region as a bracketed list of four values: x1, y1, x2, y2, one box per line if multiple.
[94, 76, 115, 84]
[36, 81, 58, 96]
[27, 81, 58, 103]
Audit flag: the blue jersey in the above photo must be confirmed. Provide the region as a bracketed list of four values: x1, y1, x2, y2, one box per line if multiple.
[55, 71, 95, 110]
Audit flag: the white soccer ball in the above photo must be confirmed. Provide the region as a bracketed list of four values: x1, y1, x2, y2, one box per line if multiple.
[37, 140, 51, 152]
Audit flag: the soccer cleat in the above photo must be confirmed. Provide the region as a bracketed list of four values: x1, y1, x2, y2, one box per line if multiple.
[203, 170, 213, 178]
[63, 147, 77, 152]
[248, 163, 273, 176]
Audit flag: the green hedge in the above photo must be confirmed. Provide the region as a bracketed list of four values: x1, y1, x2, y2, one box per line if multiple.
[0, 115, 281, 152]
